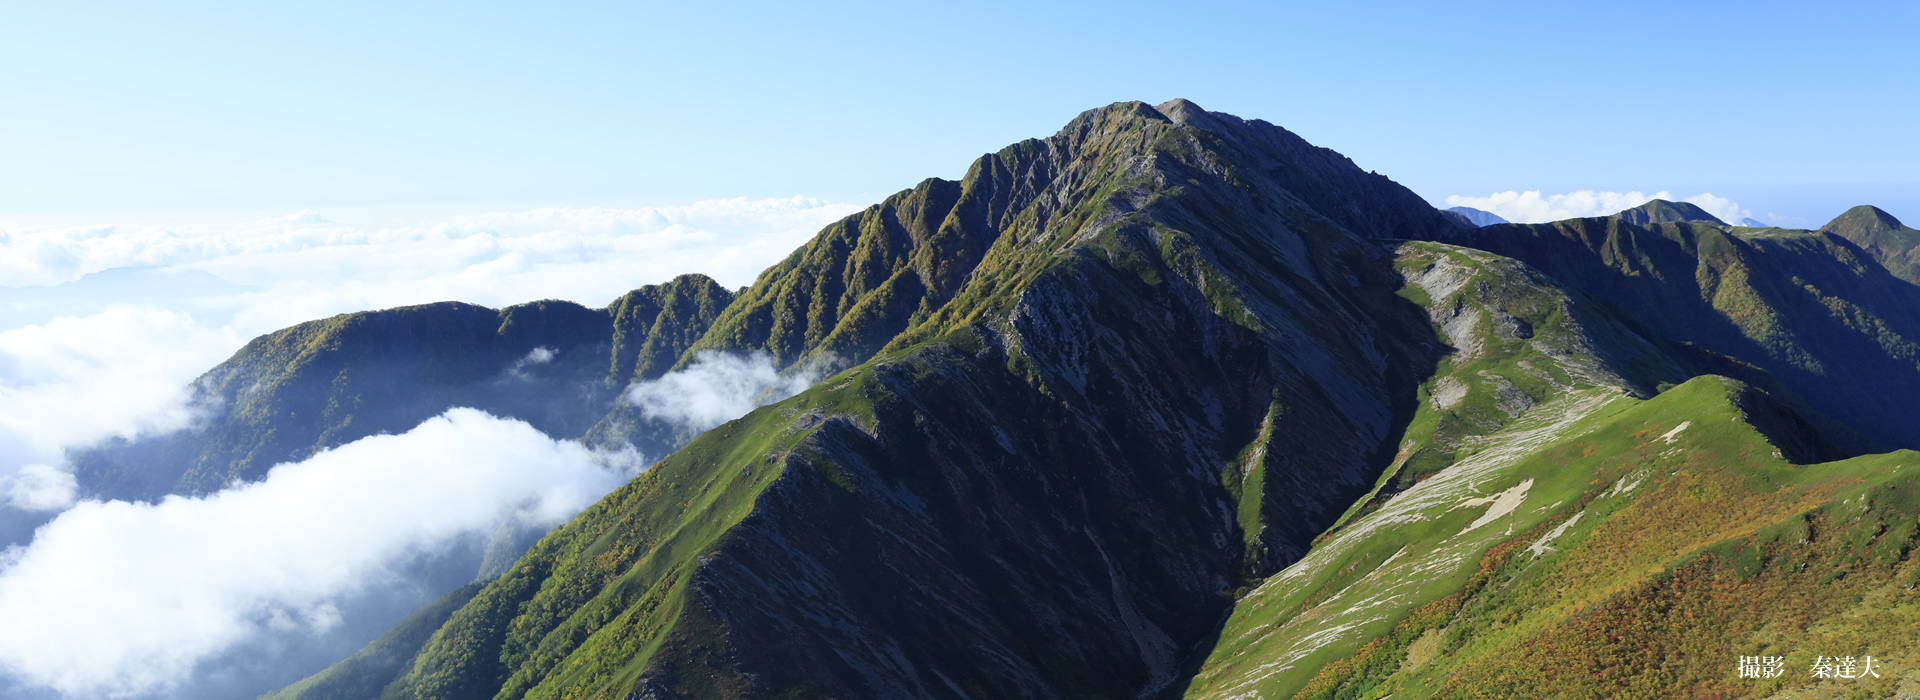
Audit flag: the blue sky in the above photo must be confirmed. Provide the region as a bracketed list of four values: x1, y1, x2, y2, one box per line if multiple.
[1, 0, 1915, 223]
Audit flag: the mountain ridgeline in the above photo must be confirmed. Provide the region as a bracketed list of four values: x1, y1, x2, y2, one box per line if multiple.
[72, 274, 736, 500]
[75, 100, 1920, 699]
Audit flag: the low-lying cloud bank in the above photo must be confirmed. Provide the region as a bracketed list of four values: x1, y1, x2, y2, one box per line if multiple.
[0, 198, 857, 698]
[627, 351, 829, 432]
[1443, 190, 1801, 227]
[0, 197, 857, 504]
[0, 306, 238, 512]
[0, 408, 630, 698]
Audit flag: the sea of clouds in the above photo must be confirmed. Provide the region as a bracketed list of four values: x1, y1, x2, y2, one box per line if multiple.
[0, 197, 859, 698]
[1444, 190, 1805, 228]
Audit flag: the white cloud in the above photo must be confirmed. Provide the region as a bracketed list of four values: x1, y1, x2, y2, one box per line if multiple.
[1444, 190, 1760, 226]
[0, 196, 857, 498]
[1, 197, 859, 330]
[627, 352, 827, 432]
[0, 408, 628, 698]
[2, 465, 76, 512]
[0, 197, 858, 696]
[0, 306, 239, 488]
[1680, 193, 1753, 225]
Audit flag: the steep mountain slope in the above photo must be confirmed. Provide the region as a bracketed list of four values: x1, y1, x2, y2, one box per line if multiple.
[1187, 375, 1920, 700]
[1822, 204, 1920, 285]
[296, 99, 1488, 700]
[256, 100, 1920, 699]
[1432, 215, 1920, 451]
[71, 274, 733, 501]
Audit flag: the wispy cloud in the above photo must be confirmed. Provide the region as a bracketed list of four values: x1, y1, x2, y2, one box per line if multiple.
[627, 352, 829, 433]
[0, 409, 629, 698]
[1443, 190, 1759, 225]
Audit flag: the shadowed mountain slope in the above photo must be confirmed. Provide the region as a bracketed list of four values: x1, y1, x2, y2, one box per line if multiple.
[328, 98, 1492, 700]
[1611, 198, 1726, 225]
[71, 274, 733, 501]
[235, 100, 1920, 700]
[1822, 204, 1920, 285]
[284, 99, 1884, 700]
[1429, 216, 1920, 451]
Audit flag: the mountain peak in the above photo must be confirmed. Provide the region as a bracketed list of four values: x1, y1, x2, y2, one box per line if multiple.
[1821, 204, 1905, 237]
[1153, 98, 1211, 125]
[1446, 205, 1508, 227]
[1612, 199, 1726, 225]
[1820, 204, 1920, 284]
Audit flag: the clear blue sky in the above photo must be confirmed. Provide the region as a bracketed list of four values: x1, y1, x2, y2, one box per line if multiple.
[2, 0, 1915, 224]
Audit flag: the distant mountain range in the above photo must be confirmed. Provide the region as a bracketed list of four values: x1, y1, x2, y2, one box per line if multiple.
[66, 100, 1920, 699]
[1444, 206, 1507, 227]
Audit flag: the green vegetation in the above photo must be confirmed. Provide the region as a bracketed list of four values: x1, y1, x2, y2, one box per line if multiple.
[383, 368, 882, 699]
[1189, 375, 1920, 699]
[1821, 204, 1920, 285]
[73, 274, 734, 500]
[231, 98, 1920, 699]
[262, 583, 485, 700]
[1612, 198, 1726, 225]
[1451, 214, 1920, 451]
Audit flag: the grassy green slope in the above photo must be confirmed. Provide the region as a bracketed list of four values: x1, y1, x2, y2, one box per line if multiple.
[1188, 376, 1920, 700]
[1442, 217, 1920, 451]
[339, 98, 1478, 699]
[261, 582, 485, 700]
[380, 369, 884, 699]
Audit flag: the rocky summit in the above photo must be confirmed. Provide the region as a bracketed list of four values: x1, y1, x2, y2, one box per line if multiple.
[86, 100, 1920, 699]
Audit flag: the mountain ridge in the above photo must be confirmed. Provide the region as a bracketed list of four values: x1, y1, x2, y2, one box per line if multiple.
[64, 99, 1915, 700]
